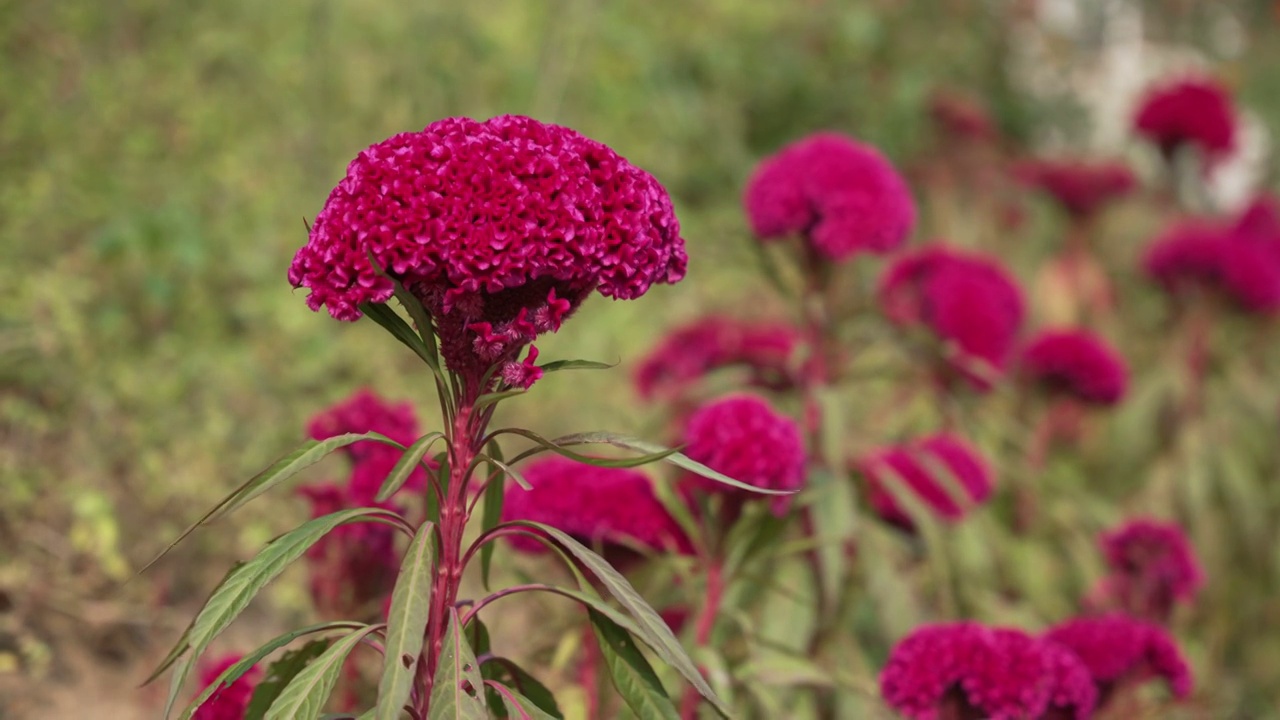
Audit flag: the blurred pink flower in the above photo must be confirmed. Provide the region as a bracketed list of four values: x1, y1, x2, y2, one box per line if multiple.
[298, 483, 403, 616]
[634, 315, 803, 401]
[1133, 76, 1236, 160]
[1045, 615, 1192, 705]
[1014, 158, 1135, 220]
[855, 433, 994, 532]
[744, 132, 916, 261]
[1142, 209, 1280, 315]
[1096, 518, 1203, 622]
[1040, 641, 1099, 720]
[193, 653, 261, 720]
[307, 388, 430, 501]
[1020, 329, 1129, 406]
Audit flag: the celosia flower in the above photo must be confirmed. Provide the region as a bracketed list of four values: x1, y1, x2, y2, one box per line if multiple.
[928, 89, 996, 143]
[681, 393, 805, 516]
[855, 433, 994, 532]
[1097, 519, 1203, 621]
[1019, 329, 1129, 406]
[634, 316, 803, 401]
[880, 623, 1052, 720]
[1133, 76, 1236, 160]
[306, 388, 429, 499]
[1014, 159, 1135, 220]
[1039, 641, 1099, 720]
[290, 115, 687, 385]
[501, 457, 690, 559]
[880, 246, 1025, 390]
[1044, 615, 1193, 703]
[1142, 214, 1280, 314]
[194, 653, 261, 720]
[298, 483, 403, 616]
[744, 132, 916, 261]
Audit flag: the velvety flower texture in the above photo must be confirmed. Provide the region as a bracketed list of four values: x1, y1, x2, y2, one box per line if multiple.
[194, 653, 261, 720]
[855, 433, 994, 532]
[1133, 76, 1236, 160]
[744, 132, 916, 261]
[1020, 330, 1129, 406]
[880, 246, 1025, 390]
[1044, 615, 1193, 702]
[299, 483, 403, 616]
[634, 315, 803, 401]
[880, 623, 1054, 720]
[1039, 641, 1099, 720]
[682, 393, 805, 516]
[501, 457, 689, 557]
[1014, 159, 1135, 220]
[307, 389, 430, 500]
[290, 115, 687, 382]
[1098, 519, 1203, 621]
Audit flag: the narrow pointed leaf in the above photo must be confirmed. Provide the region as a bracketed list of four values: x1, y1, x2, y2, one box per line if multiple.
[376, 521, 437, 720]
[476, 389, 526, 412]
[144, 560, 244, 688]
[427, 609, 487, 719]
[359, 301, 438, 369]
[478, 448, 513, 590]
[486, 681, 561, 720]
[376, 432, 445, 502]
[481, 657, 562, 719]
[589, 609, 680, 720]
[245, 639, 338, 720]
[538, 359, 616, 374]
[265, 627, 380, 720]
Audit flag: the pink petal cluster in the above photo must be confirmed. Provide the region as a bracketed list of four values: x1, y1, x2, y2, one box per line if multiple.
[1039, 641, 1100, 720]
[929, 89, 997, 143]
[681, 393, 806, 516]
[1014, 159, 1135, 220]
[1133, 76, 1236, 160]
[744, 132, 916, 260]
[501, 457, 690, 558]
[1019, 330, 1129, 406]
[634, 315, 803, 401]
[1044, 615, 1193, 701]
[290, 115, 686, 382]
[880, 246, 1025, 390]
[880, 623, 1057, 720]
[307, 388, 430, 499]
[1096, 519, 1203, 621]
[298, 482, 404, 616]
[854, 433, 994, 532]
[193, 653, 261, 720]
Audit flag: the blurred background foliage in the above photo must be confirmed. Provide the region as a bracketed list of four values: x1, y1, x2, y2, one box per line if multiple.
[3, 0, 1280, 717]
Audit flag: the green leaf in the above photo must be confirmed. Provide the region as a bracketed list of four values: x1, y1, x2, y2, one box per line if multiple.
[589, 609, 679, 720]
[245, 639, 337, 720]
[476, 389, 526, 412]
[144, 560, 244, 687]
[389, 276, 444, 375]
[360, 301, 440, 369]
[481, 658, 562, 719]
[538, 359, 616, 374]
[265, 627, 381, 720]
[485, 681, 561, 720]
[427, 609, 487, 720]
[478, 446, 514, 590]
[376, 521, 437, 720]
[804, 468, 858, 612]
[377, 432, 446, 502]
[494, 428, 679, 469]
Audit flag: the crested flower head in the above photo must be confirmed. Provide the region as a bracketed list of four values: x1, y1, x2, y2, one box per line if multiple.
[501, 457, 690, 558]
[298, 483, 403, 615]
[1142, 212, 1280, 315]
[1045, 615, 1193, 702]
[880, 246, 1025, 390]
[744, 132, 916, 261]
[1098, 518, 1203, 621]
[290, 115, 686, 382]
[1014, 158, 1136, 220]
[682, 393, 805, 516]
[634, 315, 802, 401]
[880, 622, 1052, 720]
[1020, 329, 1129, 406]
[1133, 76, 1236, 160]
[307, 389, 429, 500]
[193, 653, 262, 720]
[854, 433, 994, 532]
[1040, 641, 1099, 720]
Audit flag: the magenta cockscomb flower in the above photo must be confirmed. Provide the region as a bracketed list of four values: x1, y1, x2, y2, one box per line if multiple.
[1142, 213, 1280, 314]
[1039, 641, 1099, 720]
[634, 316, 803, 401]
[501, 457, 690, 559]
[290, 115, 686, 385]
[744, 132, 916, 261]
[1133, 76, 1236, 161]
[681, 393, 805, 516]
[1044, 615, 1193, 704]
[1097, 519, 1204, 621]
[298, 483, 403, 616]
[855, 433, 994, 532]
[307, 389, 430, 499]
[1020, 329, 1129, 406]
[880, 623, 1053, 720]
[880, 246, 1025, 390]
[194, 653, 261, 720]
[1014, 159, 1135, 220]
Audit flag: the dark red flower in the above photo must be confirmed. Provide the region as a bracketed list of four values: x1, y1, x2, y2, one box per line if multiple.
[1044, 615, 1192, 703]
[1096, 519, 1203, 622]
[1020, 329, 1129, 406]
[1040, 641, 1098, 720]
[634, 316, 803, 401]
[1133, 76, 1236, 160]
[855, 433, 994, 532]
[1014, 159, 1135, 220]
[1142, 211, 1280, 314]
[193, 653, 261, 720]
[290, 115, 686, 383]
[307, 389, 430, 500]
[744, 132, 916, 261]
[681, 393, 806, 516]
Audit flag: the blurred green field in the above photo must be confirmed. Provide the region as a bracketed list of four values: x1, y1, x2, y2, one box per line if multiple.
[4, 1, 1280, 718]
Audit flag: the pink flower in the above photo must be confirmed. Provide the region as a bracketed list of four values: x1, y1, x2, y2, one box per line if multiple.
[1142, 212, 1280, 315]
[307, 389, 430, 500]
[880, 623, 1053, 720]
[1040, 641, 1099, 720]
[290, 115, 686, 379]
[1133, 76, 1236, 160]
[501, 457, 690, 560]
[681, 393, 806, 516]
[880, 246, 1025, 390]
[744, 132, 916, 261]
[298, 483, 403, 616]
[855, 433, 994, 532]
[1096, 519, 1203, 622]
[1019, 329, 1129, 406]
[1014, 159, 1135, 220]
[634, 316, 803, 401]
[193, 653, 261, 720]
[1044, 615, 1193, 703]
